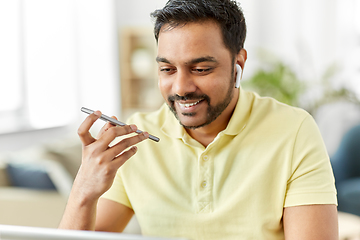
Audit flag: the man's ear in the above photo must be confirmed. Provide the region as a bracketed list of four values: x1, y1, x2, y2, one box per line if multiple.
[237, 48, 247, 70]
[235, 49, 247, 88]
[235, 64, 242, 88]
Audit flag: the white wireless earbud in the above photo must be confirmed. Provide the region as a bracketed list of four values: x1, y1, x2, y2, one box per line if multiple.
[235, 64, 242, 88]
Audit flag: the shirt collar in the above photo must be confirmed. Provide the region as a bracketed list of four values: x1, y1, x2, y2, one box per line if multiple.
[160, 105, 185, 139]
[160, 86, 253, 139]
[222, 86, 253, 136]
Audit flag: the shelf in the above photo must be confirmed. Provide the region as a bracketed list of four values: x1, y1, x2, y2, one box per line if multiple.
[119, 27, 164, 117]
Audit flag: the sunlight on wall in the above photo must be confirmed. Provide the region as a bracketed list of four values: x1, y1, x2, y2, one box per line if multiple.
[0, 1, 22, 112]
[24, 0, 77, 129]
[0, 0, 119, 134]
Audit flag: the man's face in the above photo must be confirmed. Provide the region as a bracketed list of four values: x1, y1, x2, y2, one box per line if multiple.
[156, 20, 237, 129]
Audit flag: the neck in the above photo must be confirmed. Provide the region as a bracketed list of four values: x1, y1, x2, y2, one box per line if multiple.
[186, 90, 239, 147]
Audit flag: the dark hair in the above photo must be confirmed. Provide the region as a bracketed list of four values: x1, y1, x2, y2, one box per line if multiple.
[150, 0, 247, 56]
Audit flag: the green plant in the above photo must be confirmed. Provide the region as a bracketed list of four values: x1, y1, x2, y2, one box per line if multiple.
[242, 60, 305, 107]
[242, 50, 360, 112]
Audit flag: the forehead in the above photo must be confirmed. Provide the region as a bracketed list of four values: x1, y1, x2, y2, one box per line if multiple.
[157, 20, 231, 64]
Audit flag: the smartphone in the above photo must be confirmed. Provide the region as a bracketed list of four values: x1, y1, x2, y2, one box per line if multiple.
[81, 107, 160, 142]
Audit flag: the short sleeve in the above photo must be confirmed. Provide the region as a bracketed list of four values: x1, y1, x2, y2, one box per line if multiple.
[101, 170, 133, 209]
[284, 114, 337, 207]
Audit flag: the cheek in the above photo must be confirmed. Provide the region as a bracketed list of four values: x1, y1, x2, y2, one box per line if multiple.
[158, 77, 171, 99]
[205, 78, 232, 100]
[202, 77, 224, 93]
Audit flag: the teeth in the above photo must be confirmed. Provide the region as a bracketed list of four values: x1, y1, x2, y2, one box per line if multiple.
[179, 100, 201, 108]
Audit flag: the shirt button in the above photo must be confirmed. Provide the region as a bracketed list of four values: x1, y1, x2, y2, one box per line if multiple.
[201, 181, 208, 188]
[203, 155, 209, 161]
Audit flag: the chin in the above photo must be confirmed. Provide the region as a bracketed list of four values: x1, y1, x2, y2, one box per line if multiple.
[179, 117, 209, 130]
[167, 102, 213, 129]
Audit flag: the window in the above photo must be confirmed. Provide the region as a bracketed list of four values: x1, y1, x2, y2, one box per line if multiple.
[0, 0, 23, 133]
[0, 0, 76, 133]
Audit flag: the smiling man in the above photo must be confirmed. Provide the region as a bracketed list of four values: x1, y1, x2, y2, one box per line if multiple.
[59, 1, 338, 239]
[156, 19, 245, 146]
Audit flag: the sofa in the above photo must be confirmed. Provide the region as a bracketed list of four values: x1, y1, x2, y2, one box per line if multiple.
[331, 124, 360, 217]
[0, 139, 79, 228]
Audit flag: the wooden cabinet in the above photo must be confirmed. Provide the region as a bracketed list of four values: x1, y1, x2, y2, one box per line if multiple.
[119, 27, 163, 119]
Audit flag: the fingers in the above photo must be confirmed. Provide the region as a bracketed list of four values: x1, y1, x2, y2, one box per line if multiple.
[78, 110, 102, 146]
[107, 131, 148, 158]
[112, 146, 138, 169]
[79, 111, 147, 171]
[97, 115, 118, 139]
[95, 124, 140, 152]
[110, 132, 149, 168]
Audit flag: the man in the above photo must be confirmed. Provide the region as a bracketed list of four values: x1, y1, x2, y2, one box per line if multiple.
[60, 0, 338, 239]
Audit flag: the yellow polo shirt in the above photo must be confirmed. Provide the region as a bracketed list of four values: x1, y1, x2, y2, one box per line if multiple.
[102, 87, 337, 240]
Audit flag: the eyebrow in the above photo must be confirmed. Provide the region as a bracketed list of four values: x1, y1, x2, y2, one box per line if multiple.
[156, 56, 218, 65]
[156, 56, 171, 64]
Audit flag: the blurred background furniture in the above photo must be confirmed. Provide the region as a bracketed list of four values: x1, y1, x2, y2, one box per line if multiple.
[0, 139, 141, 233]
[0, 187, 66, 228]
[0, 140, 78, 228]
[331, 124, 360, 217]
[338, 212, 360, 240]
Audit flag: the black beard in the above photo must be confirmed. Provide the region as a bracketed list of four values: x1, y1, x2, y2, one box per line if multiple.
[166, 80, 235, 130]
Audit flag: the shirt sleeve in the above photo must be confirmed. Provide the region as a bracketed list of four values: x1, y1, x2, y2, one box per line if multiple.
[100, 115, 140, 209]
[284, 114, 338, 207]
[101, 169, 133, 209]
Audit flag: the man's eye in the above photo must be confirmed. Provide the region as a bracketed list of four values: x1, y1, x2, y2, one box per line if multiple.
[160, 68, 174, 73]
[193, 68, 212, 73]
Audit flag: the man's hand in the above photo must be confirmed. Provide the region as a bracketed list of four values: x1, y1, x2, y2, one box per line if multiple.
[59, 110, 148, 230]
[74, 110, 148, 201]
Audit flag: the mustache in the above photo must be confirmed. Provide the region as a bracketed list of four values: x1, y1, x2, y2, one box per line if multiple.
[168, 93, 210, 103]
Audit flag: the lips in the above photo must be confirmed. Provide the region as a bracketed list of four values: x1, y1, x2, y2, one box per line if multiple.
[178, 99, 203, 108]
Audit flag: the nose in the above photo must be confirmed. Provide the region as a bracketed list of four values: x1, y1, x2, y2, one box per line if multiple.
[172, 68, 197, 97]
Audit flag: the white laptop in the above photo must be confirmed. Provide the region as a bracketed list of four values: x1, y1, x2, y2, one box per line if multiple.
[0, 225, 188, 240]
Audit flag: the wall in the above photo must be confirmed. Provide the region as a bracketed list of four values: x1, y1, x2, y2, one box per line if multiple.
[116, 0, 168, 27]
